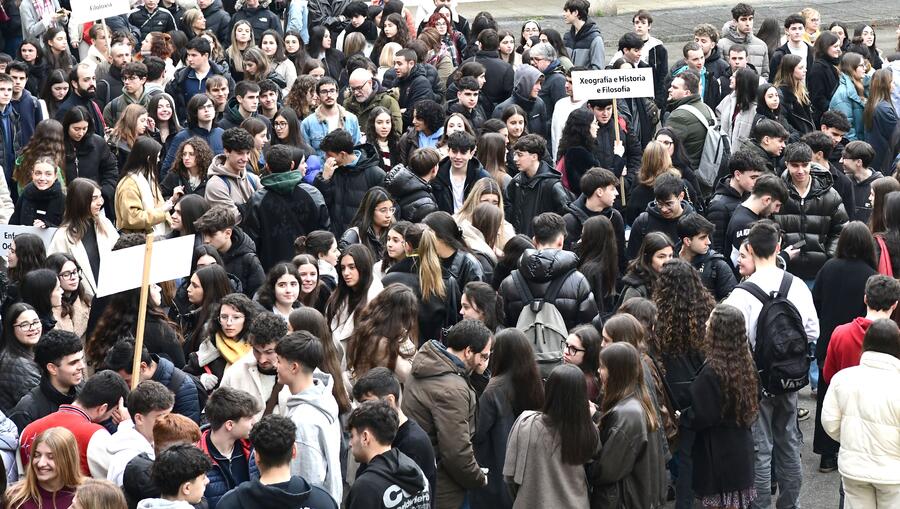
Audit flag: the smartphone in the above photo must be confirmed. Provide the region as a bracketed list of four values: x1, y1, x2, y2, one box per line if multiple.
[789, 239, 806, 249]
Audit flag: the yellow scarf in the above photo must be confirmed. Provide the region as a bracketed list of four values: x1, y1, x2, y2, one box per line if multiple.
[216, 333, 252, 365]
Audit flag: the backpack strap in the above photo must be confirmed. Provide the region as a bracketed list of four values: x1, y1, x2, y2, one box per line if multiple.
[736, 281, 770, 304]
[679, 103, 717, 129]
[777, 272, 794, 299]
[167, 367, 186, 394]
[217, 174, 232, 193]
[545, 269, 577, 303]
[512, 270, 535, 304]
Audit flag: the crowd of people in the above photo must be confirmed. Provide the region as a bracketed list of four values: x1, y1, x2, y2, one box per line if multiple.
[0, 0, 896, 507]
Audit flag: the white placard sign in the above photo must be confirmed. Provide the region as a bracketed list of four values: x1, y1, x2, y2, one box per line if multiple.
[96, 234, 195, 298]
[68, 0, 133, 25]
[0, 225, 57, 258]
[572, 68, 655, 101]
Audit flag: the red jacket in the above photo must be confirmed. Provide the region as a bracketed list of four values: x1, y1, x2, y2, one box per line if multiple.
[823, 317, 871, 383]
[19, 404, 106, 476]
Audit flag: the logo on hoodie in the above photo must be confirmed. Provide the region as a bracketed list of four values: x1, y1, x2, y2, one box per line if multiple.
[383, 477, 430, 508]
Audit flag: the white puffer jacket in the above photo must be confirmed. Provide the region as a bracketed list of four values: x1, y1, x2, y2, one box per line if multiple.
[822, 351, 900, 484]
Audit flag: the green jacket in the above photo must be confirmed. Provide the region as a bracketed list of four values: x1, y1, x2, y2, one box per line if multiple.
[343, 85, 402, 139]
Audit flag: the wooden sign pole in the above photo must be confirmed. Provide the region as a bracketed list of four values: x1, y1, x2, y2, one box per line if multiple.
[612, 100, 626, 207]
[131, 234, 155, 390]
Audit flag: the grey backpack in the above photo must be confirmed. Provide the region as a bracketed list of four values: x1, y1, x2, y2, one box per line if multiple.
[678, 103, 730, 188]
[512, 269, 574, 379]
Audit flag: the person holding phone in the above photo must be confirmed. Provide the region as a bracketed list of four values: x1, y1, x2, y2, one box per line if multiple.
[20, 0, 68, 42]
[115, 137, 183, 235]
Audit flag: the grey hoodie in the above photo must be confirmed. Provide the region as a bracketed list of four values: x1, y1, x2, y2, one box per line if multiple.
[285, 370, 342, 504]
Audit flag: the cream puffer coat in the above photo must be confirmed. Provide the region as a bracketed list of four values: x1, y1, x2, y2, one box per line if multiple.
[822, 351, 900, 484]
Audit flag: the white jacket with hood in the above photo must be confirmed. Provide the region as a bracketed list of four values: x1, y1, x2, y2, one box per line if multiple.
[286, 369, 342, 503]
[822, 350, 900, 484]
[106, 420, 154, 486]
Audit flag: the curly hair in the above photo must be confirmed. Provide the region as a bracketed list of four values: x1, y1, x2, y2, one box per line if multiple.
[171, 136, 214, 183]
[556, 108, 595, 161]
[705, 304, 759, 427]
[285, 74, 318, 117]
[146, 31, 174, 60]
[653, 258, 714, 356]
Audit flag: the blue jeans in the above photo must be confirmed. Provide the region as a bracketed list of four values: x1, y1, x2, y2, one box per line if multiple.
[751, 392, 803, 509]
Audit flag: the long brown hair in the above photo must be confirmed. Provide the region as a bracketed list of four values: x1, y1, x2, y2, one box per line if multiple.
[172, 137, 214, 183]
[869, 176, 900, 234]
[599, 342, 659, 431]
[637, 140, 674, 186]
[292, 254, 324, 308]
[653, 259, 714, 356]
[864, 68, 893, 131]
[13, 119, 65, 188]
[774, 54, 810, 105]
[111, 104, 148, 149]
[346, 284, 418, 377]
[61, 178, 109, 243]
[72, 478, 127, 509]
[7, 427, 83, 509]
[288, 307, 352, 413]
[704, 304, 759, 426]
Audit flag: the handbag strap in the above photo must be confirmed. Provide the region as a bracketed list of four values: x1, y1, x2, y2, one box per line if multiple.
[876, 235, 894, 277]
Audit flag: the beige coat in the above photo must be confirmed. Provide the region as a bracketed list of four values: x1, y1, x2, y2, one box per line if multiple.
[219, 350, 290, 420]
[114, 174, 169, 234]
[48, 215, 119, 299]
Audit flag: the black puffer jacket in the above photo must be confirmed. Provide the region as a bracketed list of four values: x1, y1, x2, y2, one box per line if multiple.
[689, 248, 738, 301]
[382, 257, 455, 344]
[202, 0, 232, 45]
[627, 201, 697, 260]
[396, 64, 438, 128]
[506, 161, 571, 236]
[432, 158, 491, 214]
[313, 143, 385, 235]
[778, 86, 815, 137]
[772, 169, 848, 280]
[243, 171, 331, 272]
[10, 181, 65, 227]
[499, 249, 598, 330]
[221, 227, 266, 298]
[808, 56, 840, 125]
[229, 5, 282, 41]
[470, 51, 514, 113]
[563, 195, 627, 273]
[594, 119, 641, 194]
[0, 348, 40, 414]
[339, 226, 386, 260]
[383, 164, 439, 223]
[706, 177, 746, 254]
[9, 377, 78, 432]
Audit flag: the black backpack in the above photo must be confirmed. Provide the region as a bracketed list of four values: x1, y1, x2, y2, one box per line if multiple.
[737, 272, 811, 396]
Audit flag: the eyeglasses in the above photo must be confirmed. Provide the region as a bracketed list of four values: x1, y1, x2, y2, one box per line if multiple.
[273, 121, 289, 128]
[376, 206, 396, 215]
[219, 314, 245, 323]
[58, 269, 81, 280]
[562, 341, 585, 355]
[318, 88, 338, 96]
[655, 198, 679, 210]
[350, 81, 370, 93]
[14, 320, 41, 331]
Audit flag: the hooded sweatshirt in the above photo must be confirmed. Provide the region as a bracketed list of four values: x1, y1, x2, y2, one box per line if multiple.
[106, 420, 154, 486]
[491, 65, 549, 137]
[217, 475, 337, 509]
[348, 448, 431, 509]
[285, 370, 342, 504]
[627, 201, 697, 260]
[204, 153, 261, 219]
[823, 317, 871, 383]
[136, 499, 195, 509]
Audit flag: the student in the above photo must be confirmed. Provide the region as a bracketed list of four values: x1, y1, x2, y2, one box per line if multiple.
[325, 244, 384, 351]
[161, 94, 225, 178]
[822, 318, 900, 508]
[725, 174, 789, 267]
[6, 427, 82, 509]
[10, 155, 65, 228]
[198, 387, 261, 509]
[724, 221, 819, 509]
[841, 141, 882, 223]
[314, 128, 385, 236]
[221, 310, 289, 418]
[115, 137, 180, 235]
[619, 232, 674, 305]
[121, 414, 202, 508]
[505, 134, 569, 236]
[165, 37, 235, 123]
[217, 415, 337, 509]
[590, 342, 667, 508]
[683, 304, 759, 508]
[352, 367, 436, 500]
[242, 144, 330, 272]
[772, 142, 849, 281]
[205, 128, 262, 220]
[561, 0, 605, 70]
[103, 339, 201, 425]
[801, 130, 856, 219]
[346, 285, 418, 383]
[302, 78, 361, 157]
[630, 10, 669, 108]
[384, 147, 440, 224]
[718, 3, 770, 78]
[105, 381, 174, 486]
[194, 206, 266, 298]
[677, 214, 737, 300]
[139, 444, 211, 509]
[707, 151, 765, 254]
[431, 131, 490, 215]
[339, 187, 395, 260]
[627, 172, 697, 260]
[276, 331, 342, 503]
[769, 15, 814, 82]
[19, 370, 130, 478]
[9, 329, 84, 432]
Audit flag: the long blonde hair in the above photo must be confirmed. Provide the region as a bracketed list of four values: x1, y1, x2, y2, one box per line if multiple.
[417, 229, 446, 302]
[637, 140, 674, 186]
[7, 427, 84, 509]
[226, 20, 256, 72]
